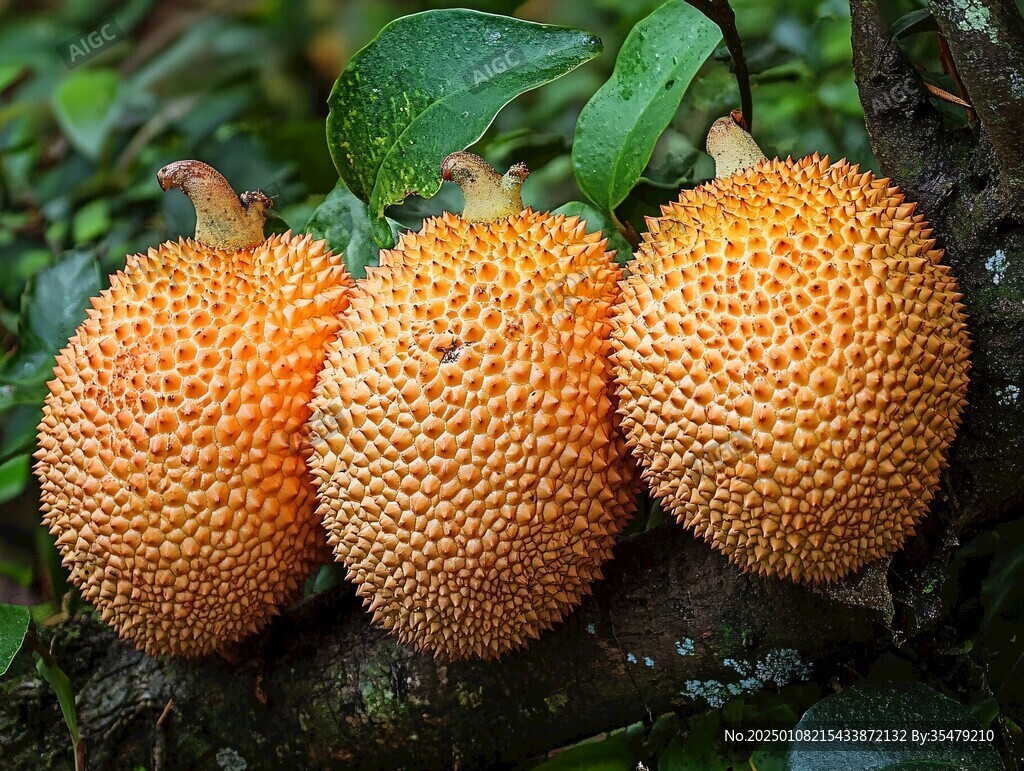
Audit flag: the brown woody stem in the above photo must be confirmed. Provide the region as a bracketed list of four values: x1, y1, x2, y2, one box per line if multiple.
[706, 115, 767, 177]
[157, 160, 269, 250]
[440, 152, 528, 223]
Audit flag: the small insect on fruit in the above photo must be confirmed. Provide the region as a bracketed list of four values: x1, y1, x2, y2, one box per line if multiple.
[308, 152, 637, 659]
[35, 161, 353, 656]
[612, 115, 970, 583]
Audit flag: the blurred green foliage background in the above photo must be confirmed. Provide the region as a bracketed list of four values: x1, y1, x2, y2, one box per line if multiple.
[0, 0, 1019, 768]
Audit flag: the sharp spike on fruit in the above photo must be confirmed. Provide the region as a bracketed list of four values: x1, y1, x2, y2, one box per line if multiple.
[35, 163, 354, 657]
[310, 182, 638, 661]
[612, 123, 970, 584]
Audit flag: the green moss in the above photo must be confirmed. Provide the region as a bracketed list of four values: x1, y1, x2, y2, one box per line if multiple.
[545, 692, 569, 713]
[951, 0, 996, 40]
[894, 153, 924, 183]
[714, 622, 744, 656]
[350, 642, 413, 725]
[455, 683, 484, 709]
[360, 679, 397, 718]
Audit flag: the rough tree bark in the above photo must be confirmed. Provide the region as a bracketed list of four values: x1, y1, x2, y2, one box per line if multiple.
[849, 0, 1024, 636]
[3, 1, 1024, 768]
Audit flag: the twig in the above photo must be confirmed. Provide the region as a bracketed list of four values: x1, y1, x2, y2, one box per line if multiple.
[610, 209, 639, 249]
[929, 0, 1024, 208]
[606, 606, 653, 725]
[936, 33, 976, 123]
[687, 0, 753, 129]
[923, 82, 972, 110]
[156, 697, 174, 728]
[153, 697, 173, 771]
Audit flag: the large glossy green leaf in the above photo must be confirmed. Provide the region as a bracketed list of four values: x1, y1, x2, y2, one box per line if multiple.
[326, 10, 601, 240]
[52, 69, 119, 160]
[0, 250, 102, 410]
[787, 682, 1002, 771]
[553, 201, 634, 266]
[572, 2, 721, 212]
[0, 603, 29, 676]
[303, 179, 397, 280]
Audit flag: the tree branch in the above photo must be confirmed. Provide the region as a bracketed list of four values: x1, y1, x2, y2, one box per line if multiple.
[851, 0, 1024, 630]
[849, 0, 969, 218]
[0, 527, 888, 770]
[929, 0, 1024, 214]
[687, 0, 753, 129]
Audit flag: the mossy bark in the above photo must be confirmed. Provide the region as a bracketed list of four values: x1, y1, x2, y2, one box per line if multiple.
[0, 527, 884, 770]
[851, 0, 1024, 632]
[2, 2, 1024, 768]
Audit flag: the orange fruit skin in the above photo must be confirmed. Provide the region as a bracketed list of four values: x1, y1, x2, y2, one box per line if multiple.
[309, 211, 637, 659]
[613, 156, 970, 583]
[35, 233, 353, 656]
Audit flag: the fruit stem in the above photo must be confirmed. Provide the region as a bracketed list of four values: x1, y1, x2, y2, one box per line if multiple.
[157, 160, 270, 250]
[706, 115, 767, 178]
[440, 152, 528, 222]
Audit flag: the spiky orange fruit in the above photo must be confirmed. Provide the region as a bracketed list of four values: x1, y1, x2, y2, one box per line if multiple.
[34, 161, 353, 656]
[612, 117, 970, 583]
[308, 153, 636, 659]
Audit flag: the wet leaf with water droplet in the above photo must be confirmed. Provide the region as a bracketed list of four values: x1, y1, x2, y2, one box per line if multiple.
[304, 178, 399, 277]
[327, 10, 601, 245]
[572, 1, 721, 212]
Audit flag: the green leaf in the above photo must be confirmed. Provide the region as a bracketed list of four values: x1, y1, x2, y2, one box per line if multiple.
[72, 199, 112, 244]
[52, 69, 119, 160]
[0, 454, 30, 505]
[0, 559, 32, 589]
[35, 525, 70, 607]
[326, 10, 601, 235]
[0, 251, 102, 409]
[786, 682, 1003, 771]
[0, 64, 24, 93]
[304, 564, 349, 597]
[671, 712, 731, 771]
[640, 130, 703, 190]
[19, 250, 100, 352]
[657, 738, 686, 771]
[303, 179, 397, 279]
[747, 746, 788, 771]
[572, 2, 721, 212]
[533, 722, 644, 770]
[0, 403, 45, 466]
[35, 651, 81, 768]
[0, 603, 30, 676]
[553, 201, 633, 266]
[980, 517, 1024, 634]
[891, 9, 937, 38]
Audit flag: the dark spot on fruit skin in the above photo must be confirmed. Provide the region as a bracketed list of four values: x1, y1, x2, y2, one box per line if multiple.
[504, 318, 523, 340]
[440, 341, 465, 364]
